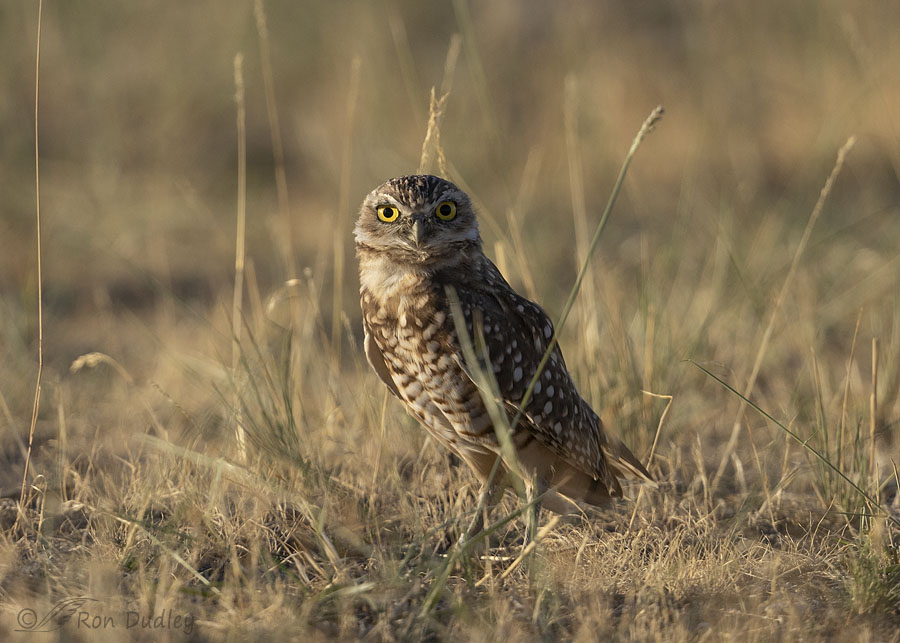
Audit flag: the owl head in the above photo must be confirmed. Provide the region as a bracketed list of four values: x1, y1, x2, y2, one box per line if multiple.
[354, 175, 481, 265]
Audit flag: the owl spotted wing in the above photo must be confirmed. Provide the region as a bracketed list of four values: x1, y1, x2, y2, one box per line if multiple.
[363, 321, 402, 400]
[451, 258, 650, 490]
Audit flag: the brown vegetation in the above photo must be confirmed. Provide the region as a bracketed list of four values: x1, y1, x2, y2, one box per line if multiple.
[1, 1, 899, 640]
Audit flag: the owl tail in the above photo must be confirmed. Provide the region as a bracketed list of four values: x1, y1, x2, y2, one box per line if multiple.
[541, 463, 619, 512]
[506, 436, 654, 513]
[603, 436, 656, 487]
[542, 443, 654, 512]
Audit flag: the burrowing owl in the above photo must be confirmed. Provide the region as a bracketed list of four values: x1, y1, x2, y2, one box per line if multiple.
[355, 174, 651, 516]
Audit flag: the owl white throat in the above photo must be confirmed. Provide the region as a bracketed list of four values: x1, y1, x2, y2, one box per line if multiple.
[354, 175, 482, 304]
[357, 251, 429, 306]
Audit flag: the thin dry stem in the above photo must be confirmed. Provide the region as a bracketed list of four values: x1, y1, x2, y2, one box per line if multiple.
[870, 337, 879, 484]
[840, 309, 863, 472]
[642, 390, 673, 467]
[370, 390, 390, 504]
[17, 0, 44, 531]
[232, 53, 248, 462]
[70, 352, 169, 439]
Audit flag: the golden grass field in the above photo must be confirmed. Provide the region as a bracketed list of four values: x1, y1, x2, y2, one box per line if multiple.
[2, 1, 900, 640]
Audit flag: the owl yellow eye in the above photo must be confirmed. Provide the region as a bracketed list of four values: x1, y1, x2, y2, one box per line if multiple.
[377, 205, 400, 222]
[435, 200, 457, 221]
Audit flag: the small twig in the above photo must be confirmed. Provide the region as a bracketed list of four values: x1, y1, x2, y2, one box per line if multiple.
[416, 35, 460, 177]
[641, 389, 672, 467]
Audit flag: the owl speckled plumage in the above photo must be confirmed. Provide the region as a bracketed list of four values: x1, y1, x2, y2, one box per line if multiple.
[355, 174, 651, 514]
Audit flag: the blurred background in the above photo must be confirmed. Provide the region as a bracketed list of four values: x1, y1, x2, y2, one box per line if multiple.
[1, 0, 899, 481]
[2, 2, 900, 637]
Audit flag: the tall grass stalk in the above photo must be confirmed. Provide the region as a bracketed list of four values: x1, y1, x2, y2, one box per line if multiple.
[17, 0, 44, 531]
[839, 310, 863, 473]
[870, 338, 879, 486]
[232, 53, 248, 462]
[504, 150, 541, 300]
[456, 104, 664, 519]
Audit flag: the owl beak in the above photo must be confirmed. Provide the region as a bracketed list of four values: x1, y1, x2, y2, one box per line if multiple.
[410, 219, 426, 247]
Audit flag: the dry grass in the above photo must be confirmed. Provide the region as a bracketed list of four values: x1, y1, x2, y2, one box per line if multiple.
[2, 1, 900, 641]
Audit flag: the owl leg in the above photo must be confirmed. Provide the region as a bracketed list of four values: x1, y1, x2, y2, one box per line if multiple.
[458, 451, 507, 540]
[524, 473, 547, 546]
[462, 479, 505, 542]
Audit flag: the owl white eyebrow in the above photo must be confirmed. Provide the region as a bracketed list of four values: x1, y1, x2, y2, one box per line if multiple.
[374, 193, 405, 209]
[429, 190, 461, 208]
